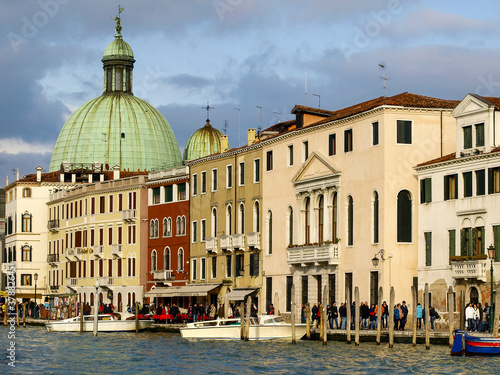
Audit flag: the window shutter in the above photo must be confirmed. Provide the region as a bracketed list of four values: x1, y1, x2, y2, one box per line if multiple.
[460, 229, 465, 255]
[489, 168, 494, 194]
[444, 176, 449, 200]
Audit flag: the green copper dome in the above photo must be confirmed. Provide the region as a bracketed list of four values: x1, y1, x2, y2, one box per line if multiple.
[183, 119, 227, 161]
[50, 16, 182, 172]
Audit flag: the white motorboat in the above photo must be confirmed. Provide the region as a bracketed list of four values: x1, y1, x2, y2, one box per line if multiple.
[45, 313, 154, 332]
[180, 315, 307, 340]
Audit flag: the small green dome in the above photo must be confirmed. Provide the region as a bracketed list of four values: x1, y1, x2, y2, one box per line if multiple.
[103, 37, 134, 62]
[183, 119, 227, 161]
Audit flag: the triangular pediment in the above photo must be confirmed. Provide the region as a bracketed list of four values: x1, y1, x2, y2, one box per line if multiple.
[453, 93, 492, 118]
[292, 151, 340, 185]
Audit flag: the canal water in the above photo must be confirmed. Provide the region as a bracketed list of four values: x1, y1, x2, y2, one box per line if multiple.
[2, 326, 499, 374]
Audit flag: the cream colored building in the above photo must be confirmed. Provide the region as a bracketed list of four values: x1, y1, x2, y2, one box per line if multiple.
[260, 93, 459, 318]
[46, 168, 148, 312]
[416, 94, 500, 311]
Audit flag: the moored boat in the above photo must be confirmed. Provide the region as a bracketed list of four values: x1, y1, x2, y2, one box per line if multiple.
[451, 329, 500, 355]
[45, 313, 154, 333]
[180, 315, 307, 340]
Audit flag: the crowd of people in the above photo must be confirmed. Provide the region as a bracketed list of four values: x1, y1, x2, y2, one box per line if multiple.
[465, 302, 491, 332]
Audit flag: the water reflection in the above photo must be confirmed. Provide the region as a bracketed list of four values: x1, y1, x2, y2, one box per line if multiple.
[1, 326, 499, 374]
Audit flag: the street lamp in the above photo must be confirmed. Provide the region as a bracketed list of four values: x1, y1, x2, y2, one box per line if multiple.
[488, 244, 495, 333]
[34, 273, 38, 318]
[93, 279, 100, 336]
[372, 249, 385, 267]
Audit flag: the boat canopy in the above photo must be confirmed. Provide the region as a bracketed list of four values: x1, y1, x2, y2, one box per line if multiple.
[224, 288, 258, 301]
[145, 283, 221, 298]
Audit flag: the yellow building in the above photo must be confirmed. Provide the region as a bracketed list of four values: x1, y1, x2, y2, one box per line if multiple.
[46, 167, 148, 312]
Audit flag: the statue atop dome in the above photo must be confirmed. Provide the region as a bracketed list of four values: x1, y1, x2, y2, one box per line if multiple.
[112, 6, 124, 37]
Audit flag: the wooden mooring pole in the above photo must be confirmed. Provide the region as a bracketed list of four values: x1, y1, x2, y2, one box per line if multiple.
[240, 301, 245, 340]
[354, 287, 360, 346]
[80, 294, 84, 333]
[23, 303, 26, 327]
[306, 303, 311, 340]
[447, 286, 454, 348]
[135, 301, 139, 334]
[346, 284, 351, 344]
[291, 284, 296, 344]
[412, 286, 417, 347]
[388, 286, 394, 348]
[245, 296, 251, 341]
[424, 283, 430, 350]
[376, 287, 382, 345]
[16, 301, 19, 327]
[494, 287, 500, 337]
[323, 285, 328, 346]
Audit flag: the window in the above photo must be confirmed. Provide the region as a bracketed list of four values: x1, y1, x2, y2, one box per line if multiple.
[461, 227, 472, 257]
[463, 125, 472, 149]
[267, 210, 273, 255]
[21, 274, 32, 286]
[397, 190, 412, 243]
[211, 208, 217, 237]
[201, 219, 206, 241]
[476, 123, 485, 147]
[303, 141, 309, 161]
[286, 276, 293, 312]
[22, 245, 32, 262]
[373, 191, 379, 243]
[227, 205, 232, 235]
[201, 258, 206, 280]
[127, 225, 136, 244]
[239, 204, 245, 234]
[192, 174, 198, 196]
[226, 254, 232, 277]
[99, 196, 105, 213]
[118, 194, 123, 211]
[347, 196, 353, 246]
[192, 221, 197, 242]
[178, 183, 186, 200]
[488, 167, 500, 194]
[493, 226, 500, 262]
[128, 192, 137, 209]
[463, 172, 473, 198]
[227, 165, 233, 188]
[201, 172, 207, 193]
[150, 220, 156, 238]
[151, 250, 157, 272]
[212, 169, 218, 191]
[211, 257, 217, 279]
[328, 134, 336, 156]
[164, 248, 171, 270]
[397, 120, 412, 144]
[444, 174, 458, 200]
[332, 193, 338, 241]
[476, 170, 485, 196]
[372, 121, 379, 145]
[239, 162, 245, 185]
[254, 159, 261, 182]
[448, 229, 456, 263]
[318, 195, 324, 243]
[108, 226, 113, 245]
[21, 212, 32, 232]
[235, 254, 244, 277]
[288, 145, 294, 166]
[165, 185, 173, 202]
[109, 195, 114, 212]
[266, 151, 273, 171]
[344, 129, 353, 152]
[192, 259, 197, 280]
[165, 218, 172, 237]
[287, 206, 293, 246]
[250, 252, 259, 277]
[304, 197, 311, 244]
[254, 201, 260, 232]
[420, 178, 432, 203]
[425, 232, 432, 266]
[22, 188, 31, 198]
[461, 227, 484, 257]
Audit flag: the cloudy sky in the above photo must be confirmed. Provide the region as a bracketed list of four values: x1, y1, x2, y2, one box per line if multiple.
[1, 0, 500, 184]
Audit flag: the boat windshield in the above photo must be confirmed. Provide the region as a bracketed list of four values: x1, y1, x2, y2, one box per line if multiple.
[261, 316, 285, 324]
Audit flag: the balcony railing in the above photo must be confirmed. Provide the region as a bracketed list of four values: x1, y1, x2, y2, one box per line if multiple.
[287, 243, 340, 266]
[111, 244, 122, 257]
[205, 237, 218, 253]
[93, 245, 103, 258]
[231, 234, 245, 250]
[451, 259, 487, 281]
[247, 232, 260, 249]
[98, 277, 114, 286]
[47, 219, 60, 231]
[152, 269, 173, 281]
[65, 278, 78, 286]
[123, 209, 137, 222]
[47, 254, 59, 263]
[220, 235, 232, 251]
[65, 248, 74, 260]
[49, 285, 59, 291]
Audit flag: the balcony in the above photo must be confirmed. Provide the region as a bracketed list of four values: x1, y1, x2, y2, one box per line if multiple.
[152, 269, 173, 281]
[231, 234, 245, 250]
[123, 209, 137, 222]
[111, 244, 122, 258]
[65, 248, 74, 261]
[65, 278, 78, 287]
[451, 259, 487, 281]
[47, 254, 59, 264]
[47, 219, 60, 232]
[205, 237, 218, 253]
[287, 243, 340, 266]
[93, 245, 103, 258]
[220, 235, 232, 251]
[49, 285, 59, 292]
[74, 247, 83, 260]
[98, 277, 114, 287]
[247, 232, 261, 249]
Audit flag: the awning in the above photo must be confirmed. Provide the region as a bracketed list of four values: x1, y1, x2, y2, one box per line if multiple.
[145, 284, 221, 298]
[224, 288, 258, 301]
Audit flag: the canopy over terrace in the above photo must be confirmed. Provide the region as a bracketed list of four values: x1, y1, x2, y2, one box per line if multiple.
[145, 284, 221, 298]
[224, 288, 259, 301]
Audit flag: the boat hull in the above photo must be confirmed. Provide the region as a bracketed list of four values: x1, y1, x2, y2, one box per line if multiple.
[46, 319, 153, 332]
[180, 322, 307, 340]
[451, 329, 500, 355]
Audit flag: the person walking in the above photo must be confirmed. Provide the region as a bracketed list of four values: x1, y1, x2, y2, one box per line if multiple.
[332, 302, 339, 329]
[339, 302, 347, 330]
[382, 301, 388, 329]
[400, 301, 408, 330]
[416, 303, 423, 329]
[394, 304, 401, 331]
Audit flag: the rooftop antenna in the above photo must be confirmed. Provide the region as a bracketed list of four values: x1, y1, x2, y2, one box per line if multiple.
[379, 63, 389, 96]
[313, 94, 321, 109]
[256, 106, 262, 133]
[223, 120, 228, 135]
[273, 111, 282, 123]
[202, 101, 214, 120]
[305, 72, 307, 105]
[234, 108, 241, 147]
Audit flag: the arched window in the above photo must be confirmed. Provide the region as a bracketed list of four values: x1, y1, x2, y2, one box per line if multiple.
[22, 212, 32, 233]
[373, 191, 379, 243]
[163, 218, 168, 236]
[154, 219, 159, 237]
[227, 205, 233, 235]
[332, 192, 338, 241]
[151, 250, 157, 271]
[166, 218, 172, 237]
[254, 201, 260, 233]
[90, 292, 94, 307]
[178, 248, 184, 271]
[176, 216, 181, 235]
[150, 220, 155, 238]
[22, 245, 32, 262]
[397, 190, 412, 243]
[268, 210, 273, 255]
[318, 195, 324, 244]
[239, 204, 245, 234]
[287, 206, 293, 246]
[212, 208, 217, 237]
[164, 247, 171, 270]
[347, 195, 353, 246]
[304, 197, 311, 244]
[22, 188, 32, 198]
[181, 216, 186, 235]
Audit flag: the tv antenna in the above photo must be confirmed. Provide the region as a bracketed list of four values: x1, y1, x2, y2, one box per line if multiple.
[313, 94, 321, 109]
[256, 106, 262, 133]
[379, 63, 389, 96]
[223, 120, 228, 135]
[202, 102, 214, 120]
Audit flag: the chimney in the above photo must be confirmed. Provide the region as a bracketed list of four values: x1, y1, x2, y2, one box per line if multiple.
[248, 128, 256, 145]
[36, 166, 42, 182]
[16, 168, 19, 181]
[220, 135, 229, 152]
[113, 165, 120, 180]
[6, 176, 8, 186]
